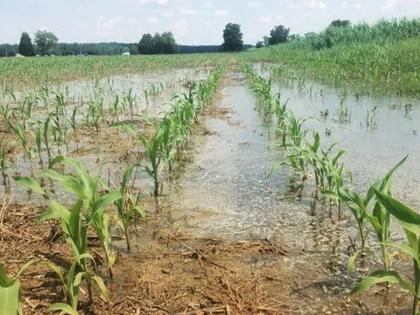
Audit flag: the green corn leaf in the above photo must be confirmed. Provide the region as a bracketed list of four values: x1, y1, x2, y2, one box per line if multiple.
[92, 276, 109, 301]
[347, 250, 362, 274]
[321, 189, 340, 200]
[94, 190, 122, 212]
[374, 189, 420, 235]
[0, 278, 20, 315]
[13, 176, 46, 196]
[366, 156, 408, 202]
[353, 270, 414, 295]
[44, 261, 66, 287]
[15, 260, 37, 279]
[48, 303, 79, 315]
[73, 272, 86, 287]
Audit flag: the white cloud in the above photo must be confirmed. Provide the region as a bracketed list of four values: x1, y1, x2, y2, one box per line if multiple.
[139, 0, 169, 6]
[214, 9, 230, 17]
[248, 1, 261, 8]
[179, 8, 197, 16]
[173, 19, 188, 37]
[147, 17, 159, 24]
[257, 16, 271, 23]
[288, 0, 327, 10]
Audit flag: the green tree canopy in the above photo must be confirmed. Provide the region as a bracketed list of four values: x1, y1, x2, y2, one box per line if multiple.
[222, 23, 243, 52]
[256, 41, 264, 48]
[138, 32, 177, 54]
[138, 33, 154, 54]
[268, 25, 290, 45]
[18, 32, 34, 56]
[34, 30, 59, 55]
[329, 19, 351, 28]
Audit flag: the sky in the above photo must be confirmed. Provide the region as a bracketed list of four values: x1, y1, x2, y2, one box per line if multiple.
[1, 0, 420, 45]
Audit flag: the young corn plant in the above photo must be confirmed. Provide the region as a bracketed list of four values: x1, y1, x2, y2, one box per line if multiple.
[355, 190, 420, 315]
[115, 165, 145, 252]
[0, 261, 36, 315]
[16, 157, 121, 278]
[0, 138, 10, 185]
[326, 156, 407, 268]
[46, 255, 109, 314]
[9, 121, 33, 161]
[45, 158, 120, 277]
[138, 128, 164, 197]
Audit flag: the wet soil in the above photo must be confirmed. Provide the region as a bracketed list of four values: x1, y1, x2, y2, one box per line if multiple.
[1, 70, 418, 314]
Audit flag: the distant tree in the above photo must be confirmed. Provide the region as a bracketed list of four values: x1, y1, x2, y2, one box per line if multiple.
[288, 34, 300, 42]
[138, 32, 177, 54]
[268, 25, 290, 45]
[18, 32, 34, 56]
[329, 19, 351, 28]
[263, 36, 270, 46]
[160, 32, 177, 54]
[256, 41, 264, 48]
[34, 30, 58, 55]
[138, 33, 155, 54]
[152, 33, 162, 54]
[222, 23, 243, 52]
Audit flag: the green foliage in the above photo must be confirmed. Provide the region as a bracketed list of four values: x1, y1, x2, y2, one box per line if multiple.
[125, 66, 224, 196]
[0, 261, 36, 315]
[0, 54, 228, 90]
[268, 25, 290, 45]
[222, 23, 243, 52]
[329, 19, 351, 28]
[240, 18, 420, 96]
[0, 138, 9, 185]
[138, 32, 177, 55]
[355, 190, 420, 315]
[34, 30, 59, 56]
[115, 165, 145, 252]
[18, 32, 35, 57]
[46, 256, 109, 313]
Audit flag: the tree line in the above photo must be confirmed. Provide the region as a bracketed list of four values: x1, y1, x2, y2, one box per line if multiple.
[0, 20, 352, 57]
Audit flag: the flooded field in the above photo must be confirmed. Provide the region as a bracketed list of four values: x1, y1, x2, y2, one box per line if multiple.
[1, 61, 420, 314]
[163, 69, 420, 313]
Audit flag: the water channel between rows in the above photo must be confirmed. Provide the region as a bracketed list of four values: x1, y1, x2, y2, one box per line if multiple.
[164, 70, 420, 292]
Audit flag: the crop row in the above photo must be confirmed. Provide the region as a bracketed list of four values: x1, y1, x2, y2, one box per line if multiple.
[0, 65, 225, 314]
[243, 65, 420, 315]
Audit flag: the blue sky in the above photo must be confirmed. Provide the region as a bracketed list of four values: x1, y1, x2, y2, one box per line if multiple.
[1, 0, 420, 45]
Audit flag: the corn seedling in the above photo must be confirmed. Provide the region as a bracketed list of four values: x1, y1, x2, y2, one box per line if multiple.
[46, 256, 108, 314]
[115, 164, 145, 252]
[0, 261, 36, 315]
[0, 138, 10, 185]
[16, 157, 121, 278]
[138, 128, 164, 197]
[355, 189, 420, 315]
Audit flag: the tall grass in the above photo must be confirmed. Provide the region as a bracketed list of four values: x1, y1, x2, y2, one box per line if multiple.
[240, 18, 420, 96]
[290, 18, 420, 50]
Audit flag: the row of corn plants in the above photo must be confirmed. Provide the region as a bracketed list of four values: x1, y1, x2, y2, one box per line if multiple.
[243, 64, 420, 314]
[0, 67, 214, 186]
[127, 65, 225, 196]
[1, 156, 145, 314]
[0, 66, 225, 314]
